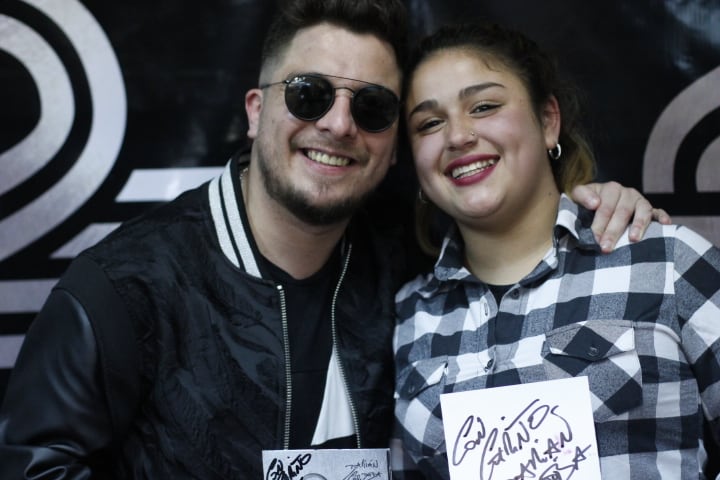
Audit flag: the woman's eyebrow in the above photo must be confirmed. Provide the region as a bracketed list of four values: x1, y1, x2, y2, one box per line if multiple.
[459, 82, 504, 100]
[407, 99, 438, 118]
[408, 82, 505, 119]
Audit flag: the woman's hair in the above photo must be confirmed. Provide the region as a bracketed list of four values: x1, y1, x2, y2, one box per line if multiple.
[406, 21, 596, 254]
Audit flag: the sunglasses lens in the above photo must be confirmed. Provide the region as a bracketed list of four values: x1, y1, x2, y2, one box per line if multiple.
[352, 87, 399, 132]
[283, 75, 399, 132]
[285, 76, 334, 121]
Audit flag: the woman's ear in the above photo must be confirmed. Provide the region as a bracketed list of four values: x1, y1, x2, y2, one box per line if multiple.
[542, 95, 562, 149]
[245, 88, 263, 139]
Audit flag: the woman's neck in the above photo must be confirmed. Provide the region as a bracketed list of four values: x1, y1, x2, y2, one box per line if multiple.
[459, 189, 559, 285]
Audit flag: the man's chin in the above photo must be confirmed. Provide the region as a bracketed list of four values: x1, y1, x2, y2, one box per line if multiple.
[287, 200, 361, 226]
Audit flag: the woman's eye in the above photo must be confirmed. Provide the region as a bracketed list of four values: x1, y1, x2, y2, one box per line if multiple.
[472, 103, 499, 114]
[416, 118, 442, 132]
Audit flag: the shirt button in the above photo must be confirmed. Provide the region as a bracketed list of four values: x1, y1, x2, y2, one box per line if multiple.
[511, 290, 520, 299]
[588, 346, 600, 357]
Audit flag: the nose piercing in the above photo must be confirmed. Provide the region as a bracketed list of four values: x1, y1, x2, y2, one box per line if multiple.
[470, 131, 476, 136]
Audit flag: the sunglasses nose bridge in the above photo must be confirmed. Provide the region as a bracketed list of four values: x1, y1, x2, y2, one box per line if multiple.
[333, 85, 356, 98]
[314, 87, 359, 135]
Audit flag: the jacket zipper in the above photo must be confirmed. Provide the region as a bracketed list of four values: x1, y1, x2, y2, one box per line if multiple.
[277, 284, 292, 449]
[330, 244, 362, 447]
[279, 244, 359, 449]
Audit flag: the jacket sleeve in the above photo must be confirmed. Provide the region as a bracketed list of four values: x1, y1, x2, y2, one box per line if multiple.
[0, 256, 140, 479]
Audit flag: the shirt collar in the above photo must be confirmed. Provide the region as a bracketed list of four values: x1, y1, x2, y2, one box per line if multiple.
[432, 194, 601, 283]
[553, 194, 602, 251]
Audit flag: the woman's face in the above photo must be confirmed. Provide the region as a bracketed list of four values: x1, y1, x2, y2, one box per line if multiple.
[405, 47, 560, 228]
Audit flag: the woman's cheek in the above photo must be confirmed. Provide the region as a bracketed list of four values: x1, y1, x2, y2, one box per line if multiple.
[412, 137, 441, 173]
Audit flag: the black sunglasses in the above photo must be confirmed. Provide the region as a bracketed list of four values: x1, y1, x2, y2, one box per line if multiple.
[260, 73, 400, 133]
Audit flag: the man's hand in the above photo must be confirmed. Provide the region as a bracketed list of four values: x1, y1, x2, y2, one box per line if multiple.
[571, 182, 671, 253]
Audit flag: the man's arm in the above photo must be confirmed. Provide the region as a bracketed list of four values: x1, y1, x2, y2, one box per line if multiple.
[0, 256, 139, 479]
[0, 289, 111, 479]
[571, 182, 671, 253]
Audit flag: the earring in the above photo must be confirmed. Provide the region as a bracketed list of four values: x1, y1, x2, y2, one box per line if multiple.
[417, 188, 429, 204]
[548, 142, 562, 160]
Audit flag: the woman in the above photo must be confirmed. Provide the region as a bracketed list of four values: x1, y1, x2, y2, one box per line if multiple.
[393, 21, 720, 479]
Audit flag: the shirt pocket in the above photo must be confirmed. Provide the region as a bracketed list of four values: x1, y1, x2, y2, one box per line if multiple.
[543, 319, 642, 422]
[396, 356, 448, 452]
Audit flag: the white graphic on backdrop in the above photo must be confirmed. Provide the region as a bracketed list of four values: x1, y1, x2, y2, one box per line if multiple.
[0, 15, 74, 195]
[0, 1, 221, 368]
[0, 0, 126, 263]
[643, 65, 720, 246]
[0, 0, 126, 366]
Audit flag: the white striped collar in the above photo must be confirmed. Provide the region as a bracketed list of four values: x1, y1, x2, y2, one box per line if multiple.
[208, 159, 261, 277]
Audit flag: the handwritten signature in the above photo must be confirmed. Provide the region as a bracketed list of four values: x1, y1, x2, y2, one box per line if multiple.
[342, 459, 382, 480]
[266, 453, 312, 480]
[450, 398, 591, 480]
[342, 468, 383, 480]
[266, 454, 384, 480]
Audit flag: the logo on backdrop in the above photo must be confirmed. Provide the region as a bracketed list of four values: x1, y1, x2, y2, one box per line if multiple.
[643, 64, 720, 246]
[0, 0, 126, 364]
[0, 0, 126, 263]
[0, 0, 221, 370]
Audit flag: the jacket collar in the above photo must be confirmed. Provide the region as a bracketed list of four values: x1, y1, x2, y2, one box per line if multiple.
[208, 155, 354, 279]
[208, 156, 261, 277]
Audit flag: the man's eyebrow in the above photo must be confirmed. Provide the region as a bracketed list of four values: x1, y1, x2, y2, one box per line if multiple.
[408, 82, 505, 118]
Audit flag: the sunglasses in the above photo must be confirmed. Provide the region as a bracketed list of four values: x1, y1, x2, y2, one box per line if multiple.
[260, 73, 400, 133]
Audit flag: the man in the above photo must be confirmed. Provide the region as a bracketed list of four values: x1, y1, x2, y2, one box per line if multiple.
[0, 0, 665, 478]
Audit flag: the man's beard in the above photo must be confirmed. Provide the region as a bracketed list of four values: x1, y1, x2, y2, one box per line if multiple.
[257, 155, 372, 226]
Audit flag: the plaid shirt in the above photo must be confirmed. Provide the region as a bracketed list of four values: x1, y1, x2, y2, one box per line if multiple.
[393, 195, 720, 479]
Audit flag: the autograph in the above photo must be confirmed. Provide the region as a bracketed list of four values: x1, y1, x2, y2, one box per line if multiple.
[450, 398, 591, 480]
[266, 454, 385, 480]
[342, 459, 383, 480]
[266, 453, 312, 480]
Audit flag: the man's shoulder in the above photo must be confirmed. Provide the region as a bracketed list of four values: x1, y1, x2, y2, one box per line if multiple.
[87, 183, 212, 259]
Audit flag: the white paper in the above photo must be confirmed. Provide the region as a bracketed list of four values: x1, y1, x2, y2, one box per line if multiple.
[440, 376, 601, 480]
[262, 448, 390, 480]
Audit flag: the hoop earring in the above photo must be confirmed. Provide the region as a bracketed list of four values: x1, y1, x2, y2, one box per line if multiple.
[548, 143, 562, 160]
[417, 188, 429, 204]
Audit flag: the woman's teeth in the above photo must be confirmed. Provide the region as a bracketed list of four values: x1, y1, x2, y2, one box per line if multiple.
[451, 159, 498, 179]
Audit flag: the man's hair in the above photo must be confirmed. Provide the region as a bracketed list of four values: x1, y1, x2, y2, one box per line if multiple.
[260, 0, 408, 79]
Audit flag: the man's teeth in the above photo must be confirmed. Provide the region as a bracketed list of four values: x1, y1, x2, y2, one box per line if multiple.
[451, 159, 498, 179]
[307, 150, 351, 167]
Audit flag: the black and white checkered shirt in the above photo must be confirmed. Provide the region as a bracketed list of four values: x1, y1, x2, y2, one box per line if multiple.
[393, 195, 720, 479]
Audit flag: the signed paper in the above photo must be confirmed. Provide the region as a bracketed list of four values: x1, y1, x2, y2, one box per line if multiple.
[262, 448, 390, 480]
[440, 376, 601, 480]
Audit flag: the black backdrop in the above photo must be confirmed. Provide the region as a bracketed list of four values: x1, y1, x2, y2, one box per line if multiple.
[1, 1, 719, 404]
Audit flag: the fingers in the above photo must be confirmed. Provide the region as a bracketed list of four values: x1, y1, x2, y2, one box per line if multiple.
[652, 208, 672, 225]
[570, 182, 671, 253]
[569, 183, 601, 210]
[569, 182, 623, 251]
[626, 197, 654, 243]
[594, 184, 639, 252]
[627, 206, 672, 242]
[572, 182, 649, 252]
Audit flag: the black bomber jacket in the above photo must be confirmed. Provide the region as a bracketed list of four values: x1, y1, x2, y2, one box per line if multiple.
[0, 156, 406, 479]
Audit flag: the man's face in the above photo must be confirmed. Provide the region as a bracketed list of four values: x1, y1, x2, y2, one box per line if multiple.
[245, 22, 401, 226]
